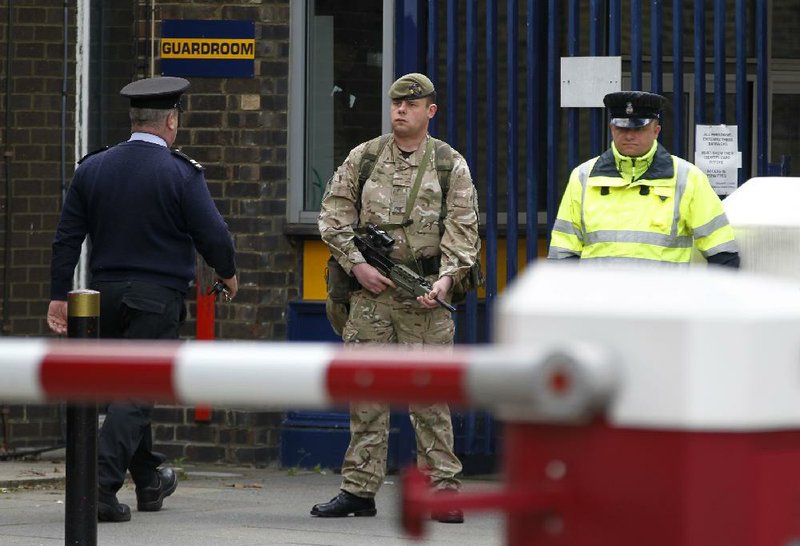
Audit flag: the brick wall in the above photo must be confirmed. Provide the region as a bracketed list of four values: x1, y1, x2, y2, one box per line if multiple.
[152, 407, 282, 466]
[1, 2, 76, 337]
[2, 404, 64, 452]
[0, 2, 74, 456]
[146, 1, 292, 465]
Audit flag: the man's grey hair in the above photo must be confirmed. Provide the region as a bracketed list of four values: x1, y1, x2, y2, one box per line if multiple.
[129, 107, 175, 127]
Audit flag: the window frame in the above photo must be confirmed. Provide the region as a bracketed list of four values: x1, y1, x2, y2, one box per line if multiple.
[287, 0, 395, 225]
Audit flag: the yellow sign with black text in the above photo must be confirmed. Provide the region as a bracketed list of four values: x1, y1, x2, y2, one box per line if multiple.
[161, 38, 255, 60]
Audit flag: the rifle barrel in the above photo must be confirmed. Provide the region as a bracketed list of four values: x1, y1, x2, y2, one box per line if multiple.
[436, 298, 457, 313]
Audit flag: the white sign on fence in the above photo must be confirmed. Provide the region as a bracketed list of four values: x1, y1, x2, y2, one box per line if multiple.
[694, 124, 741, 196]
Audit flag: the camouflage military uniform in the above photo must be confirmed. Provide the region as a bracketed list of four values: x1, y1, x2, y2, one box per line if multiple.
[318, 134, 480, 497]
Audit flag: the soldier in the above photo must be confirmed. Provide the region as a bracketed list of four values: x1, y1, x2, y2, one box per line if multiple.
[313, 73, 480, 523]
[47, 76, 238, 522]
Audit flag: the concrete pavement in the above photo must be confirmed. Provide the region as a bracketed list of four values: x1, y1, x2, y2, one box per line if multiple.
[0, 454, 504, 545]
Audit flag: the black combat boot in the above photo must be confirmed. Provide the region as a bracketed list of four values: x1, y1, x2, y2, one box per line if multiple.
[136, 467, 178, 512]
[310, 490, 377, 517]
[98, 491, 131, 523]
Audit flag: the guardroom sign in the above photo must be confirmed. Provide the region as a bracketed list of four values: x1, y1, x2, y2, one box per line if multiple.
[161, 20, 255, 78]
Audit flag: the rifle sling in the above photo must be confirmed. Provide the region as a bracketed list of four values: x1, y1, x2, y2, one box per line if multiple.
[400, 138, 434, 276]
[402, 137, 434, 226]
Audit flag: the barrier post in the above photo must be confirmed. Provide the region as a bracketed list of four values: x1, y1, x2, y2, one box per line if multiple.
[193, 280, 218, 422]
[65, 289, 100, 545]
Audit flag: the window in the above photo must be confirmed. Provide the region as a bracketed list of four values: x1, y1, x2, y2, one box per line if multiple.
[288, 1, 391, 224]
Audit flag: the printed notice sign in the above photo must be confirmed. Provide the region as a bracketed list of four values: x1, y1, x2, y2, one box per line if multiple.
[161, 20, 255, 78]
[694, 125, 741, 195]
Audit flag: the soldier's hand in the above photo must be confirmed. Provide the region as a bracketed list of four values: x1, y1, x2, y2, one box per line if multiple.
[352, 263, 395, 294]
[418, 276, 453, 309]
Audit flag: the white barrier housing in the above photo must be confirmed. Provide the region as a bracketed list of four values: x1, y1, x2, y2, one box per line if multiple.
[497, 261, 800, 431]
[723, 176, 800, 281]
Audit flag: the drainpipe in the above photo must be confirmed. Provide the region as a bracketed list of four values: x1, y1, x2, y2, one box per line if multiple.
[150, 0, 156, 77]
[0, 0, 12, 454]
[3, 1, 13, 336]
[61, 0, 68, 206]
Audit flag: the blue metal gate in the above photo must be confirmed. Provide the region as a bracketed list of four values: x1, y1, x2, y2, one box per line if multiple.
[397, 0, 771, 332]
[394, 0, 773, 464]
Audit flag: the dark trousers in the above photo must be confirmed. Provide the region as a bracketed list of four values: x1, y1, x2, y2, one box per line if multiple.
[91, 280, 186, 495]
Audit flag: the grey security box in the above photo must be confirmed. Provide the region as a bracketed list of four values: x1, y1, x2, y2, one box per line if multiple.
[561, 56, 622, 107]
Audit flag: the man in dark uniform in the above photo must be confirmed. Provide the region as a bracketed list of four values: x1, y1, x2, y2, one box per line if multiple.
[46, 76, 238, 522]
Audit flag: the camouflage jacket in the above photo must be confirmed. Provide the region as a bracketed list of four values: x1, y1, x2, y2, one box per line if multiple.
[318, 134, 480, 289]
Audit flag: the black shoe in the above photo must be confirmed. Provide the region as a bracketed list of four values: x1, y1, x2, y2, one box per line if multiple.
[98, 494, 131, 523]
[310, 490, 377, 517]
[432, 507, 464, 524]
[136, 467, 178, 512]
[431, 489, 464, 524]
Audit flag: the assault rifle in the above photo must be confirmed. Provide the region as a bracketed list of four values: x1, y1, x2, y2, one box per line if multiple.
[353, 223, 456, 313]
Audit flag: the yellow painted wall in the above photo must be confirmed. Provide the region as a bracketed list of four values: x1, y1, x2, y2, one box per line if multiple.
[303, 238, 549, 300]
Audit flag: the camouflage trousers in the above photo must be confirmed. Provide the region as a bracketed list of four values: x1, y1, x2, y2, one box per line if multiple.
[340, 402, 462, 497]
[339, 289, 463, 498]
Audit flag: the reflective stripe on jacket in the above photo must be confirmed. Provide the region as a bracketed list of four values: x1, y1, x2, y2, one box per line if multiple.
[548, 142, 738, 264]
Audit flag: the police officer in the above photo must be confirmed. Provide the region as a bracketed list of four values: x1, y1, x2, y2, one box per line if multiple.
[313, 73, 480, 523]
[47, 76, 238, 522]
[549, 90, 739, 267]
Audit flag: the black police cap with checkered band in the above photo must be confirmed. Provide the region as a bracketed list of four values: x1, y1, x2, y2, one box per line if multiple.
[604, 91, 666, 128]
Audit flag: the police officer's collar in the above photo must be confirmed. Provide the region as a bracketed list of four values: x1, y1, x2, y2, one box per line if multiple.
[129, 132, 168, 147]
[611, 140, 658, 163]
[595, 141, 674, 182]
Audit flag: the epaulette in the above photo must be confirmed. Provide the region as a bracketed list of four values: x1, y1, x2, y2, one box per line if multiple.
[171, 149, 204, 171]
[77, 146, 110, 164]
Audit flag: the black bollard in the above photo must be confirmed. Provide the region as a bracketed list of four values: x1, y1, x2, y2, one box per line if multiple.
[65, 289, 100, 545]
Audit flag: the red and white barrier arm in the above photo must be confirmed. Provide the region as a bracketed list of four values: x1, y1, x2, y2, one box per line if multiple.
[3, 339, 615, 420]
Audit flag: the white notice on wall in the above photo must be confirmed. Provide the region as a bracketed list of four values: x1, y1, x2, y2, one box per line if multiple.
[694, 125, 742, 195]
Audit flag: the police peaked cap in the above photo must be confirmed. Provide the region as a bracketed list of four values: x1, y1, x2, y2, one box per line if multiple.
[388, 73, 436, 100]
[120, 76, 190, 110]
[604, 91, 666, 128]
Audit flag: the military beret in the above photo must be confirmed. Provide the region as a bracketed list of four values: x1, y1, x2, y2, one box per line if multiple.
[120, 76, 190, 110]
[604, 91, 666, 128]
[388, 73, 436, 101]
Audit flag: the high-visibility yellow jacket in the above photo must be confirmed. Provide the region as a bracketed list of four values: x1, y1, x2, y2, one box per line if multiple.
[549, 141, 738, 265]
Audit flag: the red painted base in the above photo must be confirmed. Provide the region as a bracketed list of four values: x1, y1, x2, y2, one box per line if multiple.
[505, 420, 800, 546]
[403, 420, 800, 545]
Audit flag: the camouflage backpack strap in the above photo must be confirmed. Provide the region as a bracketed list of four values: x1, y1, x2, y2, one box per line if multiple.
[432, 138, 454, 235]
[357, 133, 393, 199]
[433, 137, 453, 194]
